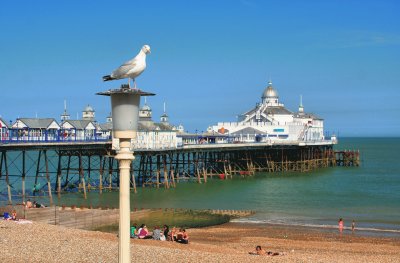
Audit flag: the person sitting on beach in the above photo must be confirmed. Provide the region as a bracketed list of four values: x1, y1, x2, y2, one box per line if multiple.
[11, 210, 17, 221]
[25, 199, 33, 209]
[249, 246, 284, 256]
[138, 225, 151, 239]
[130, 224, 137, 238]
[249, 245, 266, 255]
[163, 225, 169, 240]
[169, 227, 177, 241]
[152, 226, 162, 240]
[176, 228, 189, 244]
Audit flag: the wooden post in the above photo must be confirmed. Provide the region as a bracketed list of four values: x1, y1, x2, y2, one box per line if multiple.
[1, 152, 12, 205]
[44, 150, 53, 205]
[57, 154, 62, 198]
[163, 155, 169, 189]
[22, 150, 26, 203]
[87, 155, 91, 192]
[108, 158, 113, 190]
[34, 150, 42, 196]
[130, 161, 137, 194]
[79, 154, 87, 199]
[202, 166, 207, 183]
[169, 154, 176, 187]
[99, 156, 104, 194]
[63, 155, 71, 190]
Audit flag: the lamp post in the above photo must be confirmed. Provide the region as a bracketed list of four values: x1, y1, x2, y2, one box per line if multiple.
[97, 85, 154, 263]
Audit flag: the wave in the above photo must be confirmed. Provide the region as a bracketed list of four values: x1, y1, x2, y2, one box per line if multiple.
[231, 218, 400, 234]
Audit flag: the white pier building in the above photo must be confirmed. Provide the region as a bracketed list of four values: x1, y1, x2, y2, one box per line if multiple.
[210, 81, 328, 143]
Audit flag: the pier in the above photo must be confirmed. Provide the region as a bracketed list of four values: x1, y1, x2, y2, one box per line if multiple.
[0, 140, 360, 205]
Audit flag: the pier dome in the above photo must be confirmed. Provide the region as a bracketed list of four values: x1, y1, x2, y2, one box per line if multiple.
[82, 104, 95, 121]
[262, 81, 278, 99]
[141, 104, 151, 111]
[84, 105, 94, 112]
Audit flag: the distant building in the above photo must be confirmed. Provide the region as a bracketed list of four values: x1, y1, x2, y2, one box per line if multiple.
[61, 120, 97, 140]
[11, 118, 60, 141]
[210, 81, 325, 142]
[0, 117, 9, 141]
[82, 104, 95, 121]
[100, 100, 183, 149]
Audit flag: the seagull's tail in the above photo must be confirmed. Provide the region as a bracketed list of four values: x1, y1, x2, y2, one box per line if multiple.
[102, 75, 115, 81]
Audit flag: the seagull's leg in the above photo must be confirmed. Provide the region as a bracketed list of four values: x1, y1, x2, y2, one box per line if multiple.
[133, 79, 137, 89]
[128, 77, 131, 89]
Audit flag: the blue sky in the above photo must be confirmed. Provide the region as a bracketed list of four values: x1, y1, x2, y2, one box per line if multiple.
[0, 0, 399, 136]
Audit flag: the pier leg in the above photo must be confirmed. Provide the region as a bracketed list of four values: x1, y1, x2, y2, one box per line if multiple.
[99, 156, 104, 194]
[79, 155, 87, 199]
[163, 155, 169, 189]
[22, 151, 26, 204]
[3, 152, 12, 205]
[57, 154, 62, 198]
[44, 150, 53, 206]
[130, 161, 137, 194]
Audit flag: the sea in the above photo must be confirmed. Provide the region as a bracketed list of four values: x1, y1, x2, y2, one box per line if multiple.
[2, 137, 400, 236]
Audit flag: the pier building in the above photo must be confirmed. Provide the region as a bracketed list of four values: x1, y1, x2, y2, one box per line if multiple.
[0, 118, 9, 141]
[210, 81, 326, 143]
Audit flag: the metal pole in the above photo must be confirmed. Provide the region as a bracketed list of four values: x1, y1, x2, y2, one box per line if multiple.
[115, 138, 134, 263]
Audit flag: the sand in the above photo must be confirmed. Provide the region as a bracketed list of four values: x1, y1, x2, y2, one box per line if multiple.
[0, 220, 399, 263]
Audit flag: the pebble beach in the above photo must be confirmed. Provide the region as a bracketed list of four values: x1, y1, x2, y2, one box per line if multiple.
[1, 220, 399, 263]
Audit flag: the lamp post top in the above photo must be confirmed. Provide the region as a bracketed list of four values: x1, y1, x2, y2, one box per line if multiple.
[96, 84, 155, 97]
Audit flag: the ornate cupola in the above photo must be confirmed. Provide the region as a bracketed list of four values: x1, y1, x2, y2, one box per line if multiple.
[82, 104, 95, 121]
[139, 97, 152, 120]
[261, 81, 279, 106]
[160, 102, 169, 123]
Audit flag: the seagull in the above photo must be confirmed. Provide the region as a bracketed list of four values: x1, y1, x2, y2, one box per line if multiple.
[103, 45, 151, 89]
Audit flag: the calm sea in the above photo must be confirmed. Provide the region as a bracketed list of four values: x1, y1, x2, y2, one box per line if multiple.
[3, 138, 400, 235]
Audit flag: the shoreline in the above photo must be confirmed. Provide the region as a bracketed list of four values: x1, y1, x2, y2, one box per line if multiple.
[231, 219, 400, 238]
[1, 220, 400, 262]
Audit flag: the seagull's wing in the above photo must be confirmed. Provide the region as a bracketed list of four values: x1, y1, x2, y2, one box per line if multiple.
[111, 57, 137, 79]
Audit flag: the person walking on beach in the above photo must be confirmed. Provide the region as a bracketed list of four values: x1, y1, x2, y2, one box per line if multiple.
[338, 218, 344, 233]
[351, 220, 356, 233]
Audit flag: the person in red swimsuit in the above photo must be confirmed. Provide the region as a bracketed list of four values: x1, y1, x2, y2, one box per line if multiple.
[338, 218, 344, 233]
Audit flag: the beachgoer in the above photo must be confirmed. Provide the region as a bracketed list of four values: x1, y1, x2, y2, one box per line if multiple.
[137, 224, 144, 236]
[351, 220, 356, 233]
[11, 210, 17, 221]
[249, 246, 266, 255]
[26, 199, 33, 209]
[163, 225, 169, 240]
[176, 228, 189, 244]
[249, 245, 285, 256]
[130, 224, 137, 238]
[152, 226, 162, 240]
[138, 225, 151, 239]
[338, 218, 344, 233]
[169, 227, 177, 241]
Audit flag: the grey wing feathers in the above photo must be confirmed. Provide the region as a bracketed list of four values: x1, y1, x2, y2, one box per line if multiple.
[111, 59, 137, 78]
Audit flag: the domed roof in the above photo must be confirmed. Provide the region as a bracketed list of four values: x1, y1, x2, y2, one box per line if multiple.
[141, 104, 151, 111]
[261, 81, 278, 99]
[84, 104, 94, 112]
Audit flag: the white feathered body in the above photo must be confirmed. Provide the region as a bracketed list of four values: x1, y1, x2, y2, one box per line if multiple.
[103, 45, 150, 82]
